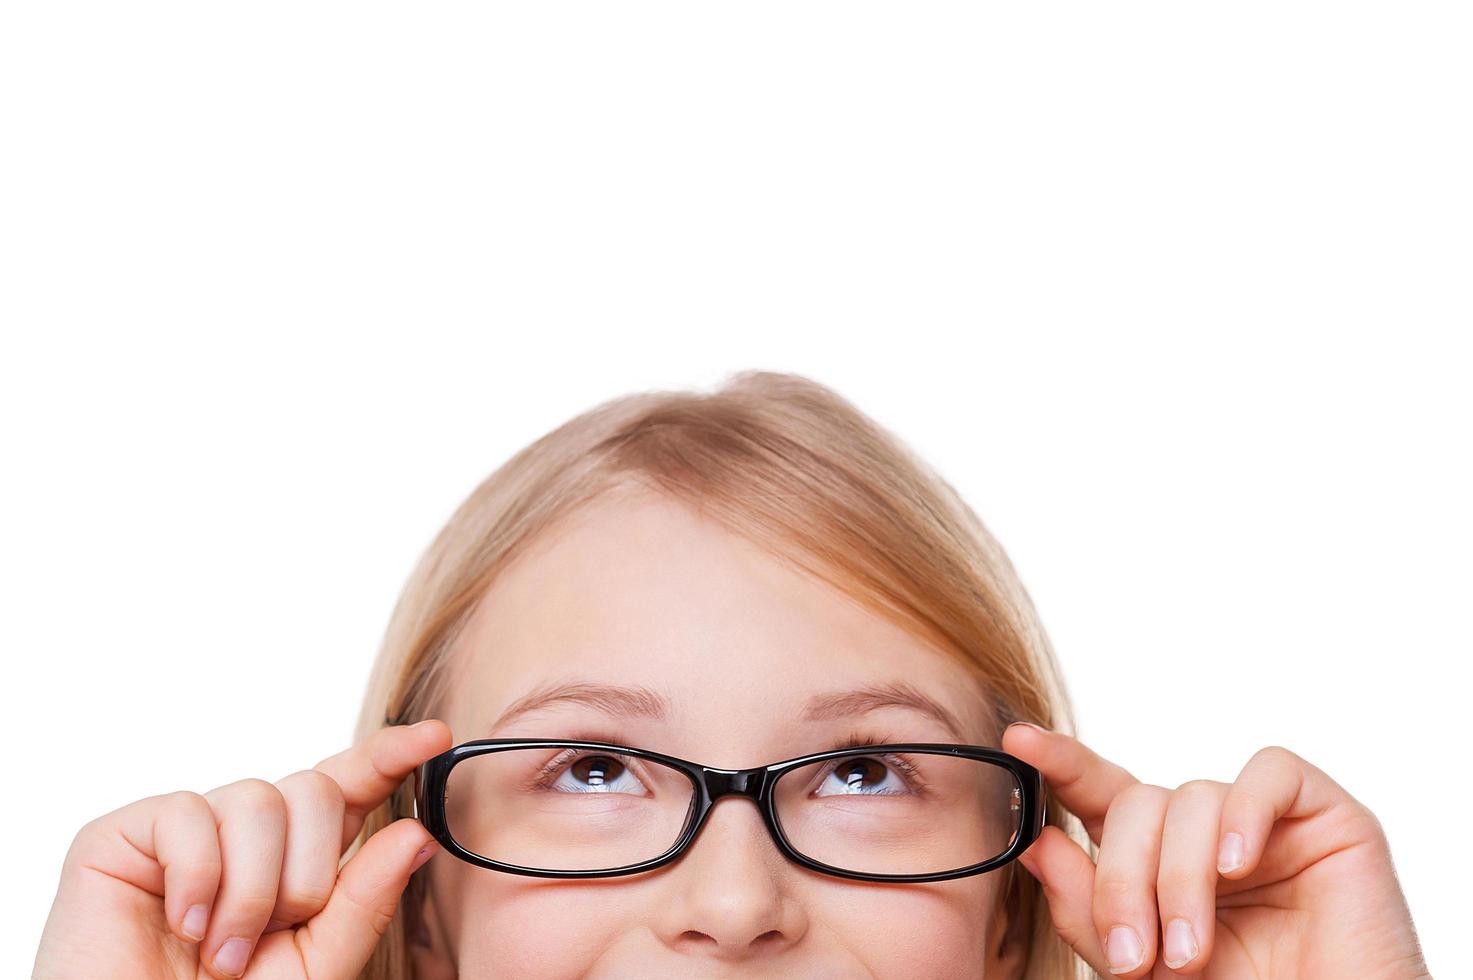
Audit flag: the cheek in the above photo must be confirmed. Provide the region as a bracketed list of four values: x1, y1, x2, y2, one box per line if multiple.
[813, 877, 994, 976]
[450, 876, 645, 977]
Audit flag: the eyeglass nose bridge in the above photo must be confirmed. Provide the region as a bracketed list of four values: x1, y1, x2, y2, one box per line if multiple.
[694, 764, 772, 801]
[679, 765, 786, 858]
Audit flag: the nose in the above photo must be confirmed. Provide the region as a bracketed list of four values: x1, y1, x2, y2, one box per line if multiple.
[652, 795, 808, 959]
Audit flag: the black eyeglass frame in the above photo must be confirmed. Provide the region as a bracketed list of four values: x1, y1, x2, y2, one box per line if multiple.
[396, 731, 1048, 884]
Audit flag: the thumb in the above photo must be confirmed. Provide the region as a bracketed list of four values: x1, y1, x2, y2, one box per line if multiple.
[1017, 826, 1112, 977]
[295, 817, 439, 980]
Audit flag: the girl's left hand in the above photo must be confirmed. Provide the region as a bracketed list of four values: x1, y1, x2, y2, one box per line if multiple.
[1001, 723, 1430, 978]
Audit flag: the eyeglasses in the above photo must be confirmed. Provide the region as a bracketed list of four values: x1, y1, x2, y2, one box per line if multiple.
[389, 726, 1048, 884]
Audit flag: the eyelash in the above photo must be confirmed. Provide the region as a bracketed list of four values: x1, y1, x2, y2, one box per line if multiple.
[528, 747, 593, 790]
[822, 729, 901, 753]
[816, 729, 928, 792]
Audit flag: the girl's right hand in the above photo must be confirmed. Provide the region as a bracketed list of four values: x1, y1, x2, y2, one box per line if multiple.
[33, 720, 453, 980]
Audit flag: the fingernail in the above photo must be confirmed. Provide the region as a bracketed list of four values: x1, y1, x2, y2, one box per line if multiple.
[1164, 918, 1199, 969]
[409, 719, 438, 731]
[411, 842, 438, 872]
[1218, 831, 1244, 873]
[214, 937, 253, 977]
[182, 903, 209, 941]
[1008, 720, 1050, 734]
[1105, 925, 1143, 974]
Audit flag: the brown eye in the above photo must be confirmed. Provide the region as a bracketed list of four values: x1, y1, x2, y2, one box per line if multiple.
[531, 751, 651, 795]
[572, 755, 625, 787]
[836, 759, 884, 790]
[813, 755, 917, 797]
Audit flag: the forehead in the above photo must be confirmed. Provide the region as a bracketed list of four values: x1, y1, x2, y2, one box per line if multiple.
[444, 485, 992, 756]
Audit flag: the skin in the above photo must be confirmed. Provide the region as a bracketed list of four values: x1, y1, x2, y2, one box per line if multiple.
[33, 483, 1430, 978]
[408, 484, 1016, 978]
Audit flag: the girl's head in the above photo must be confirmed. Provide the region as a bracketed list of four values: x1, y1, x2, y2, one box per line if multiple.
[353, 370, 1086, 978]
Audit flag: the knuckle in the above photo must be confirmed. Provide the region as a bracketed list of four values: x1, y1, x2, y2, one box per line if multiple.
[1130, 782, 1171, 802]
[68, 798, 140, 853]
[280, 768, 346, 809]
[1093, 871, 1142, 904]
[1341, 797, 1386, 840]
[1250, 744, 1299, 767]
[162, 789, 211, 814]
[337, 880, 396, 938]
[226, 778, 288, 817]
[73, 811, 108, 841]
[1054, 919, 1100, 957]
[276, 877, 336, 919]
[229, 887, 283, 919]
[67, 814, 111, 857]
[1107, 782, 1169, 816]
[1155, 864, 1199, 895]
[1173, 778, 1218, 796]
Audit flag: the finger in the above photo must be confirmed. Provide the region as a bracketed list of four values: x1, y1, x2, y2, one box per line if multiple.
[1216, 745, 1363, 881]
[1015, 826, 1112, 977]
[262, 769, 348, 934]
[1003, 722, 1140, 844]
[1154, 779, 1229, 973]
[1090, 782, 1170, 977]
[199, 778, 289, 979]
[312, 719, 454, 852]
[66, 790, 224, 946]
[295, 817, 439, 980]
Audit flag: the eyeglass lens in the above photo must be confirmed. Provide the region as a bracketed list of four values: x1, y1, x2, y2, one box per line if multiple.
[442, 746, 1023, 875]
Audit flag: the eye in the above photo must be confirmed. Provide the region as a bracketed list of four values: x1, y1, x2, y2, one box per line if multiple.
[533, 750, 652, 795]
[812, 753, 922, 797]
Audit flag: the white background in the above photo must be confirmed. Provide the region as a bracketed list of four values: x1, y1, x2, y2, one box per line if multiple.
[4, 4, 1467, 975]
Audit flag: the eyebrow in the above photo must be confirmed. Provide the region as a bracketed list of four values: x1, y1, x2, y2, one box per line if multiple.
[487, 680, 671, 735]
[801, 681, 969, 741]
[485, 678, 969, 742]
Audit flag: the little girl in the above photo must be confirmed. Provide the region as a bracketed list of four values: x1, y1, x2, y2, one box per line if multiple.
[34, 371, 1429, 978]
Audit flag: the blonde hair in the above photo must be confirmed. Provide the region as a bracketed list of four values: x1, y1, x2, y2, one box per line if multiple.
[350, 370, 1091, 979]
